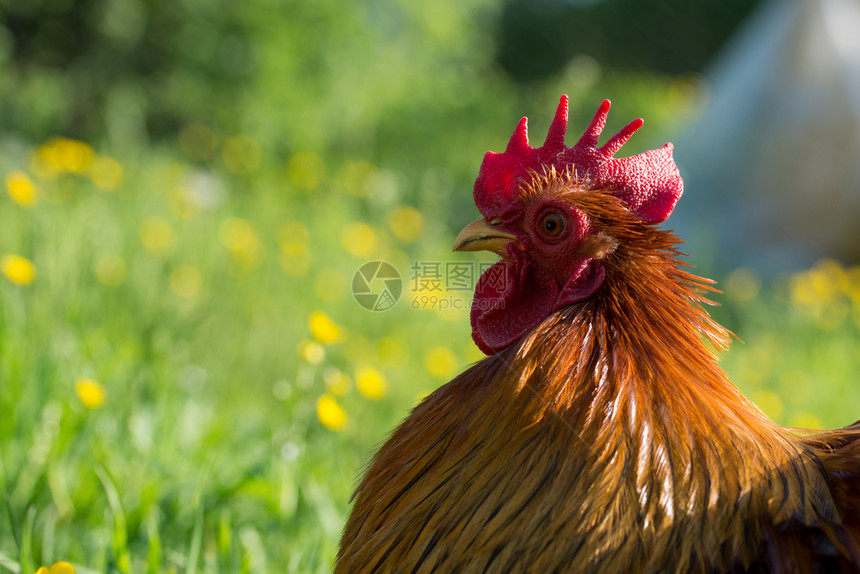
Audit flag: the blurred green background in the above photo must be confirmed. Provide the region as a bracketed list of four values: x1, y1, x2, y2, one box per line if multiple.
[1, 0, 859, 571]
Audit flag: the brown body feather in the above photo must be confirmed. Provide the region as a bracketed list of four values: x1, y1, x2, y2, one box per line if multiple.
[337, 181, 860, 573]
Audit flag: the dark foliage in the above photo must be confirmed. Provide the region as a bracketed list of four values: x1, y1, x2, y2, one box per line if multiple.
[496, 0, 763, 82]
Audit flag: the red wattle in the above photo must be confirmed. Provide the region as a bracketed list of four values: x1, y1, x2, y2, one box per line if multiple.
[471, 259, 558, 355]
[471, 257, 606, 355]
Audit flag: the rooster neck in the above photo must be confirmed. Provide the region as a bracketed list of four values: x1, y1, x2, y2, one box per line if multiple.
[338, 241, 850, 573]
[501, 240, 838, 536]
[514, 246, 741, 414]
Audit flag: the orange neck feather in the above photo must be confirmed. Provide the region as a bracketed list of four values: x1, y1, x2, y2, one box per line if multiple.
[503, 221, 837, 549]
[338, 192, 845, 572]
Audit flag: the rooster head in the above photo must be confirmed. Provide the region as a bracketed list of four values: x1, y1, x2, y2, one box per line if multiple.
[454, 96, 684, 354]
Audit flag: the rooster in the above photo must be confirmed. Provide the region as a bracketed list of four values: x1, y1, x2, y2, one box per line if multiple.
[336, 96, 860, 573]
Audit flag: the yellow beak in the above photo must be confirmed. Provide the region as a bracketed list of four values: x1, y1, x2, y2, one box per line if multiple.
[453, 218, 517, 256]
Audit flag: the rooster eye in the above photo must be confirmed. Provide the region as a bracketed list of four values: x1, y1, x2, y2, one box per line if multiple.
[540, 213, 565, 237]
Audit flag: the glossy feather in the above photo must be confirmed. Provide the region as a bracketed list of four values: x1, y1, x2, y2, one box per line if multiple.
[337, 173, 860, 574]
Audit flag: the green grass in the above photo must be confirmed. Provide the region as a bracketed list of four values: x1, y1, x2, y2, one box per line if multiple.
[1, 140, 858, 572]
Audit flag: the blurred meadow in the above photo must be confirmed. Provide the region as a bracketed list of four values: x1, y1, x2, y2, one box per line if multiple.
[1, 0, 859, 572]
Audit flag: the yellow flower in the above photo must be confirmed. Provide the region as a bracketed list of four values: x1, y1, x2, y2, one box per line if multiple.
[342, 335, 370, 363]
[278, 247, 311, 277]
[277, 222, 309, 248]
[355, 366, 387, 400]
[222, 135, 261, 174]
[789, 412, 823, 430]
[169, 265, 202, 299]
[847, 266, 860, 302]
[341, 222, 379, 257]
[94, 254, 127, 287]
[139, 217, 175, 256]
[308, 310, 343, 344]
[168, 186, 203, 220]
[31, 145, 61, 179]
[388, 206, 424, 243]
[35, 137, 94, 175]
[751, 389, 783, 421]
[75, 378, 106, 409]
[30, 138, 91, 177]
[789, 260, 853, 329]
[35, 562, 76, 574]
[340, 161, 378, 198]
[790, 260, 845, 307]
[424, 346, 458, 380]
[54, 138, 94, 174]
[323, 367, 351, 396]
[1, 254, 36, 285]
[297, 340, 325, 364]
[285, 151, 324, 190]
[276, 222, 311, 276]
[316, 394, 347, 431]
[5, 171, 38, 206]
[89, 156, 124, 191]
[218, 217, 263, 270]
[724, 267, 760, 303]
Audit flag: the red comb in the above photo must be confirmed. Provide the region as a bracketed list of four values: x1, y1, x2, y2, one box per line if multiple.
[473, 96, 683, 223]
